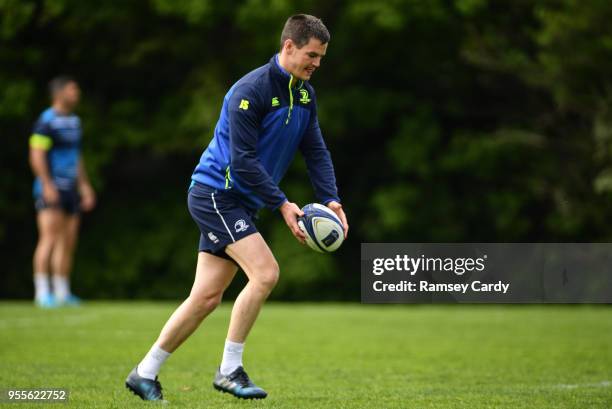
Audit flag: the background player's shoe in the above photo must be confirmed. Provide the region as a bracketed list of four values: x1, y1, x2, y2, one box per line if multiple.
[35, 294, 57, 308]
[213, 366, 267, 399]
[59, 294, 82, 306]
[125, 366, 164, 401]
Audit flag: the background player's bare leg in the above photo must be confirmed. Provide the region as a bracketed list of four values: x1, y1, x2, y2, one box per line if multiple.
[50, 214, 79, 301]
[33, 209, 62, 301]
[50, 214, 79, 278]
[33, 209, 62, 274]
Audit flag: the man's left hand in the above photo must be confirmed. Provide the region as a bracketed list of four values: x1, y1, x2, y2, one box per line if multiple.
[326, 201, 348, 239]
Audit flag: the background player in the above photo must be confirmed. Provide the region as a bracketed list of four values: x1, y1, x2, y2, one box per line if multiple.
[126, 14, 348, 401]
[29, 76, 96, 308]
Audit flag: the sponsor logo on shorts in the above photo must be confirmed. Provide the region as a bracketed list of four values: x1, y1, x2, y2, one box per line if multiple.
[234, 219, 249, 233]
[208, 232, 220, 243]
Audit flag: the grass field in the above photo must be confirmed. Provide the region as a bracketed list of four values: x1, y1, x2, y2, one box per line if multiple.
[0, 302, 610, 408]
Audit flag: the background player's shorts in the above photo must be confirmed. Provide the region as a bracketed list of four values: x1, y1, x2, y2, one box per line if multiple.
[34, 189, 81, 215]
[187, 181, 258, 262]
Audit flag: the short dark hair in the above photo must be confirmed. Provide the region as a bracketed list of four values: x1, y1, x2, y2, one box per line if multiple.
[280, 14, 330, 49]
[49, 76, 76, 96]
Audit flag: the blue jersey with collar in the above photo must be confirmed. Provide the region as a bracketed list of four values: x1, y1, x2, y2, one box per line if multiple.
[191, 54, 340, 211]
[30, 107, 81, 195]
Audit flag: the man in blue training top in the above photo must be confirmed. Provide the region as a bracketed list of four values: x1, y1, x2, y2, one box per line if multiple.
[29, 76, 96, 308]
[126, 14, 348, 401]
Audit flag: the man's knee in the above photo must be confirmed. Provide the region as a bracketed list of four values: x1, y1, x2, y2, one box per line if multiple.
[203, 293, 223, 311]
[189, 292, 222, 317]
[253, 260, 280, 290]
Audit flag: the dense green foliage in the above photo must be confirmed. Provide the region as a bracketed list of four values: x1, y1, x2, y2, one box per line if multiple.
[2, 1, 612, 299]
[1, 302, 611, 407]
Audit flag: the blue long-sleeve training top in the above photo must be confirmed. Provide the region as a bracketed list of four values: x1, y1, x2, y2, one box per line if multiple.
[191, 54, 340, 212]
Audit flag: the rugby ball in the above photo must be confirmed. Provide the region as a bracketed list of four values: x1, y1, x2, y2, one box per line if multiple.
[297, 203, 345, 253]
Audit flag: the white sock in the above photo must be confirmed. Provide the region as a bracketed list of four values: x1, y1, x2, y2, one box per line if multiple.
[34, 273, 50, 300]
[137, 344, 171, 380]
[220, 339, 244, 376]
[52, 275, 70, 301]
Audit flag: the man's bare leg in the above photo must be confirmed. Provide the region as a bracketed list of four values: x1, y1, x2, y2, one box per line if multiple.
[210, 233, 277, 399]
[217, 233, 279, 374]
[224, 233, 279, 344]
[157, 252, 238, 352]
[134, 252, 238, 381]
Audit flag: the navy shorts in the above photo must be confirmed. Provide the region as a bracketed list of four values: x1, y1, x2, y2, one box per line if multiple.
[187, 181, 258, 261]
[34, 188, 81, 215]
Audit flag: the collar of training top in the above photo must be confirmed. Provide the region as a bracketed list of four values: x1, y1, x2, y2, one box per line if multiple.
[270, 54, 304, 89]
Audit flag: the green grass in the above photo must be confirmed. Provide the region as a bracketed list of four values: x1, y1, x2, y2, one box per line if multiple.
[0, 302, 610, 408]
